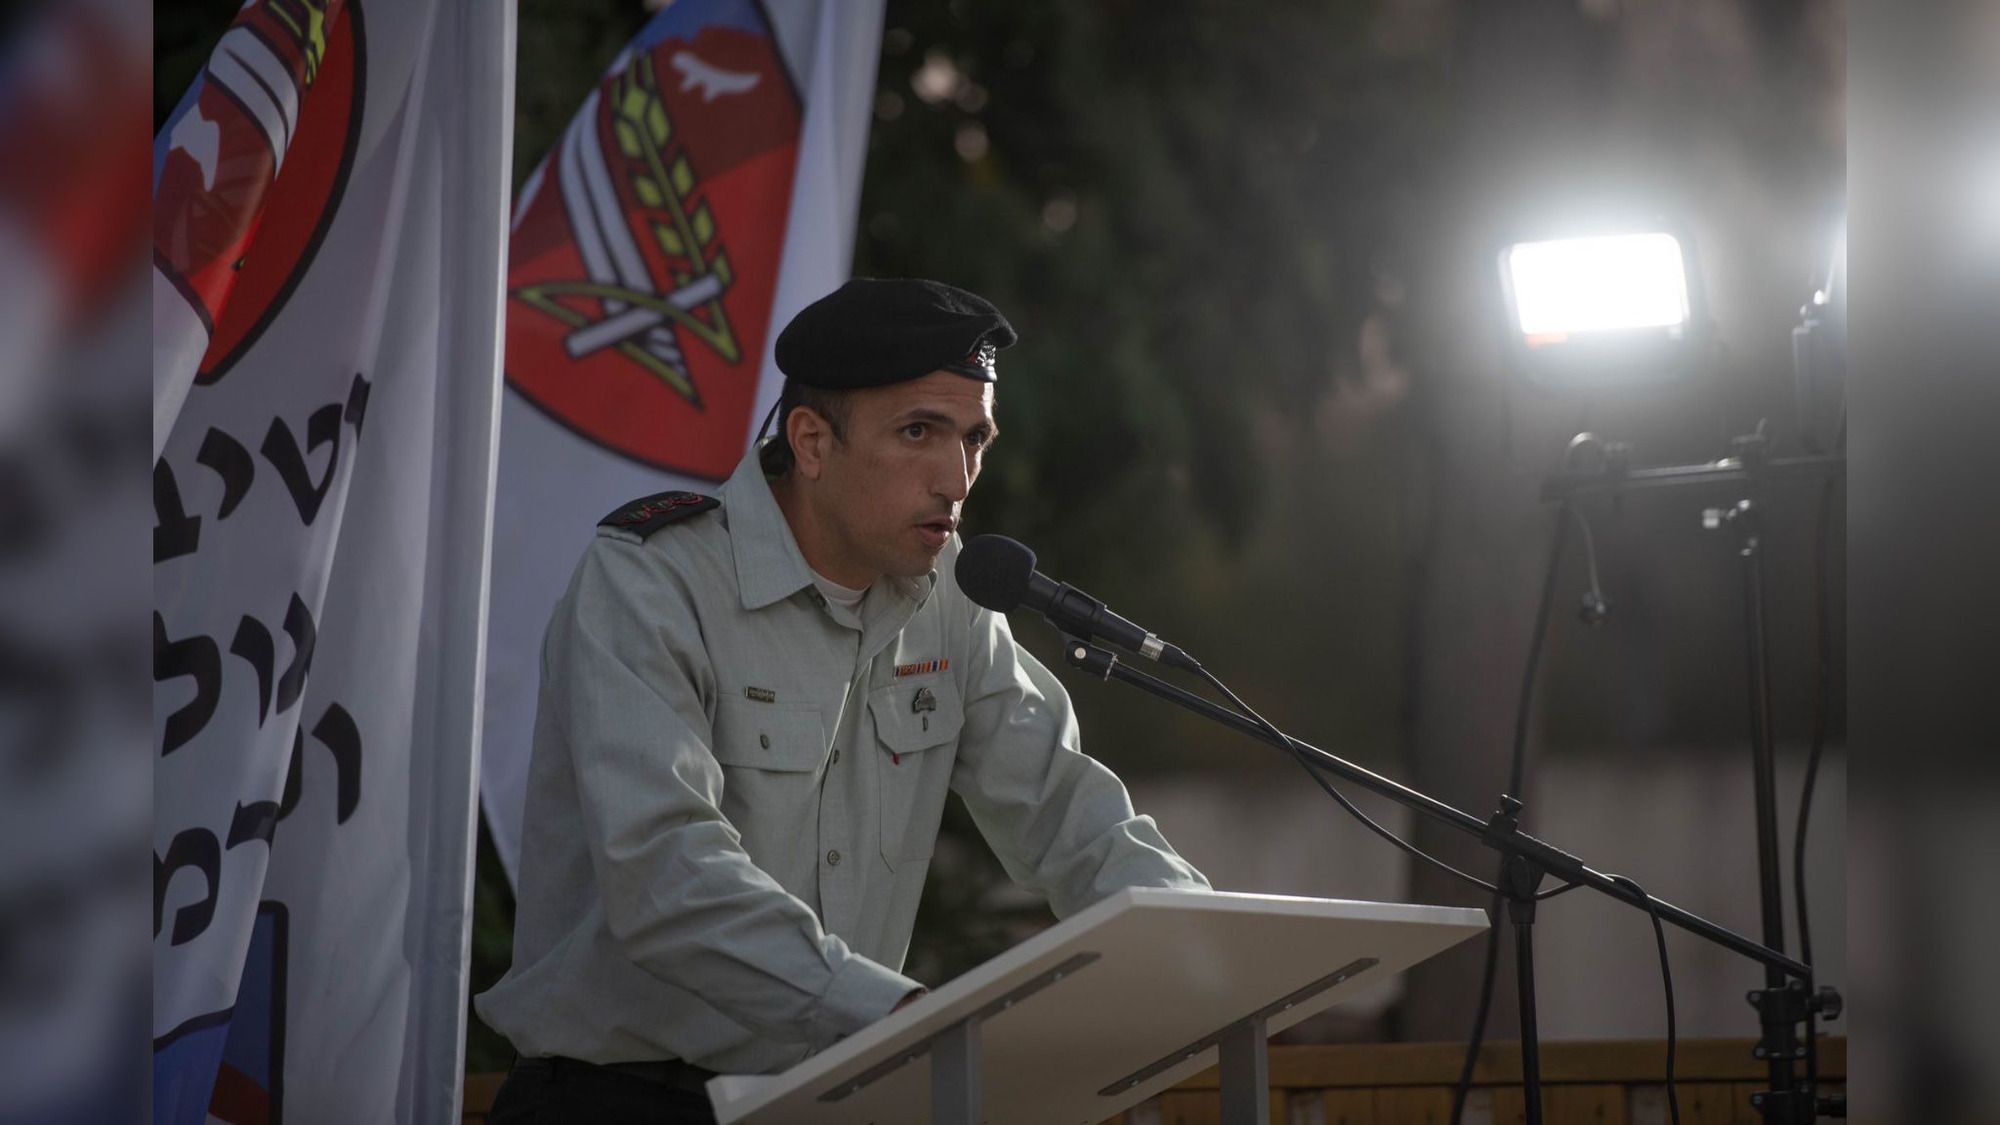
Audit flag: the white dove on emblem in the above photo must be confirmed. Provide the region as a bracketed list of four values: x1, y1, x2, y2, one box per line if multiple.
[171, 102, 223, 193]
[670, 50, 760, 102]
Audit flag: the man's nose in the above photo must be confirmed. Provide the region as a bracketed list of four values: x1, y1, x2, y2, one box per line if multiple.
[934, 444, 972, 502]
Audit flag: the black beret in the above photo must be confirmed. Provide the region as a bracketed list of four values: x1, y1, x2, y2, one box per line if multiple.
[774, 278, 1017, 388]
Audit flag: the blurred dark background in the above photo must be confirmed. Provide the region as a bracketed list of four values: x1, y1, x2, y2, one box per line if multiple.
[839, 0, 1848, 1055]
[150, 0, 1850, 1077]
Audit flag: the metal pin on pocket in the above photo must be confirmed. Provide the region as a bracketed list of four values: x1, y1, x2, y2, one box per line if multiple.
[911, 686, 937, 732]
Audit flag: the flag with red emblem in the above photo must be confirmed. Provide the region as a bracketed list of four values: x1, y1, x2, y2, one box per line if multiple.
[481, 0, 885, 882]
[151, 1, 514, 1121]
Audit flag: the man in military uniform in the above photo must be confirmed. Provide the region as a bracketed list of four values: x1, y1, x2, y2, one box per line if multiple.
[477, 279, 1210, 1123]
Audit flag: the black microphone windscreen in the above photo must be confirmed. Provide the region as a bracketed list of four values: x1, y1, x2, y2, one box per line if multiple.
[955, 535, 1037, 612]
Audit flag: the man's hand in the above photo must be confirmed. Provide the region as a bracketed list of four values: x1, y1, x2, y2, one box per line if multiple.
[892, 987, 927, 1013]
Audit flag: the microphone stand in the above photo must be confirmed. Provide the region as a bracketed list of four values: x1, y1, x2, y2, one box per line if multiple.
[1056, 636, 1812, 1125]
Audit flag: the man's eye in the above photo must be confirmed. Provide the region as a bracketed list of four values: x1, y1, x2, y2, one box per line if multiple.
[902, 423, 927, 440]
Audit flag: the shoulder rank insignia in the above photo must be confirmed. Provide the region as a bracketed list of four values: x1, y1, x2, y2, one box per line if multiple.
[598, 491, 720, 539]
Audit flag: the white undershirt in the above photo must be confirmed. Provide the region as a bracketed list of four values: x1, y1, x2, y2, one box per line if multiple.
[809, 568, 870, 614]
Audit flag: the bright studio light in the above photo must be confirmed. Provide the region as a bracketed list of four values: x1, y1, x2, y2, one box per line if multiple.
[1503, 233, 1691, 343]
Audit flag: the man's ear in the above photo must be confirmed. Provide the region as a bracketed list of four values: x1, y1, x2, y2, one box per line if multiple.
[786, 406, 832, 481]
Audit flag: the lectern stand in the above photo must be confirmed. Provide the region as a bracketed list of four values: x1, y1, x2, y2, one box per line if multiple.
[705, 888, 1486, 1125]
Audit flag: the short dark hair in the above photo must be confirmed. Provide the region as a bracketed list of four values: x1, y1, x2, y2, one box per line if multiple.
[758, 379, 853, 476]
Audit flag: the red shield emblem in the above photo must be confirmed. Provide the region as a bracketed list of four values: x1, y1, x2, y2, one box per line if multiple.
[504, 21, 802, 480]
[153, 0, 366, 385]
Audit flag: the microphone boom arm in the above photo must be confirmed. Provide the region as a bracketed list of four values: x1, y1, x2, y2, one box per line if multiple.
[1057, 636, 1810, 980]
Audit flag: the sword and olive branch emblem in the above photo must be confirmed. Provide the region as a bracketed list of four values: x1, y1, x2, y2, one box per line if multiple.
[512, 51, 747, 409]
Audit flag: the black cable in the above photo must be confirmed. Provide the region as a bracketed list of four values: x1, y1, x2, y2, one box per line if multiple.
[1449, 889, 1504, 1123]
[1191, 664, 1504, 898]
[1608, 874, 1680, 1125]
[1450, 503, 1574, 1125]
[1793, 473, 1838, 1099]
[1511, 503, 1575, 797]
[1194, 657, 1584, 908]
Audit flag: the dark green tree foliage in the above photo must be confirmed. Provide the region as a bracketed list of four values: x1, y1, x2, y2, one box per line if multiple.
[509, 0, 650, 190]
[854, 0, 1452, 789]
[858, 2, 1434, 558]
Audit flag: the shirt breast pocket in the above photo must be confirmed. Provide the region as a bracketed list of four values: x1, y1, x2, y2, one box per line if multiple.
[709, 696, 826, 840]
[868, 678, 963, 870]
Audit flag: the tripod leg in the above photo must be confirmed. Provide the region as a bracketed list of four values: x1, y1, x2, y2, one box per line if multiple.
[1514, 909, 1544, 1125]
[1498, 851, 1546, 1125]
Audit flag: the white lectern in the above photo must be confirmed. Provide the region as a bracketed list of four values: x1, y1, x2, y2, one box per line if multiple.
[706, 889, 1486, 1125]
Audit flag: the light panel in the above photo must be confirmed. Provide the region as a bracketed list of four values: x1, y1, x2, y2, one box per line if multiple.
[1503, 233, 1691, 342]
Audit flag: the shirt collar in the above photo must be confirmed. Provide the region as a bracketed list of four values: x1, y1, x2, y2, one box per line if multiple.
[721, 449, 815, 611]
[720, 446, 940, 612]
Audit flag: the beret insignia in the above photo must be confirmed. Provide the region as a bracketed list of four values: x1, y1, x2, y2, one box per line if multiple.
[598, 491, 719, 539]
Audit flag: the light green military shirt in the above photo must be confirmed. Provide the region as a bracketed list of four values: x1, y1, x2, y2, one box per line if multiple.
[475, 448, 1209, 1075]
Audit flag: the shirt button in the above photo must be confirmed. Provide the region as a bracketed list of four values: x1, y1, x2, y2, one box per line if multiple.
[830, 749, 840, 765]
[826, 850, 841, 866]
[759, 734, 770, 749]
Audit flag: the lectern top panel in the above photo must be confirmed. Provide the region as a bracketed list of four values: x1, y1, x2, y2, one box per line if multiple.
[707, 890, 1487, 1125]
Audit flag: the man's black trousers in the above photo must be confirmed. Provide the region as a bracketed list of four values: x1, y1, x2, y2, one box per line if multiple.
[487, 1057, 719, 1125]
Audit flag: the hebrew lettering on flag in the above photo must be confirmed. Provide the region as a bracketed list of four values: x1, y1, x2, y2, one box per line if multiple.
[150, 1, 514, 1121]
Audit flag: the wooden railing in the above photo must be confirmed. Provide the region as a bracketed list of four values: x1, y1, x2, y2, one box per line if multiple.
[462, 1037, 1846, 1124]
[1122, 1039, 1847, 1125]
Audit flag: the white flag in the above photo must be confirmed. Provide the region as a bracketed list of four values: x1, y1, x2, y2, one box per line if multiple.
[151, 1, 514, 1121]
[482, 0, 883, 882]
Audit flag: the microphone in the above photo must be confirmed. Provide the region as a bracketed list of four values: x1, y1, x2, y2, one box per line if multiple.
[955, 535, 1199, 671]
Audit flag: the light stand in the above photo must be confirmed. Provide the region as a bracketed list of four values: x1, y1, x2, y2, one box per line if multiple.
[1540, 429, 1845, 1121]
[1057, 637, 1812, 1125]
